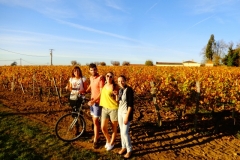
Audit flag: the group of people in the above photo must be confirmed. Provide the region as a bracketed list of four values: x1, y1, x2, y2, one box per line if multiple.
[67, 63, 134, 159]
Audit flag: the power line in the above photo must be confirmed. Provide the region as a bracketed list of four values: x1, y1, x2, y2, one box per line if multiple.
[0, 59, 19, 61]
[0, 59, 44, 65]
[0, 48, 49, 57]
[21, 59, 36, 65]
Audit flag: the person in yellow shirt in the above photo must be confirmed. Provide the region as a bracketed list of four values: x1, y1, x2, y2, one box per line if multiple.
[100, 72, 119, 151]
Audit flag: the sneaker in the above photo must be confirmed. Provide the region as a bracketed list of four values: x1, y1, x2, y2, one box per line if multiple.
[105, 143, 110, 149]
[106, 144, 114, 151]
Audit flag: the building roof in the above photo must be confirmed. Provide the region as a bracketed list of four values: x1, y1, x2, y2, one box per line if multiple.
[183, 61, 197, 63]
[156, 62, 182, 65]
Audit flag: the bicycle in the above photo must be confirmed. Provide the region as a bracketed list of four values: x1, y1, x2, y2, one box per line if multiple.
[55, 95, 87, 142]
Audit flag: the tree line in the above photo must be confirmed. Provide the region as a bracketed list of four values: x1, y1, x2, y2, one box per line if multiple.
[71, 60, 154, 66]
[203, 34, 240, 66]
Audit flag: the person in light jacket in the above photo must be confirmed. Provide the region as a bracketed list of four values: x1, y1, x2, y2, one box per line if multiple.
[117, 75, 134, 159]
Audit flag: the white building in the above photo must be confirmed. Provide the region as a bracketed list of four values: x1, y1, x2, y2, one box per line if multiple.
[156, 61, 200, 67]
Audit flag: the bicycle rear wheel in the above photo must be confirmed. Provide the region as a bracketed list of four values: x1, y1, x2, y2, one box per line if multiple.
[55, 113, 86, 142]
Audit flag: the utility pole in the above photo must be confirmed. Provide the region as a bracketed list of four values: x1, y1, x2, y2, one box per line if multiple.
[50, 49, 54, 66]
[20, 58, 22, 66]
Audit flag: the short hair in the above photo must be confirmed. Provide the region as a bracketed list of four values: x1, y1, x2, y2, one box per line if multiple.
[89, 63, 97, 69]
[118, 75, 126, 81]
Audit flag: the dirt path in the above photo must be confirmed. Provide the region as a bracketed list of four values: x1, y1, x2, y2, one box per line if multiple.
[1, 90, 240, 160]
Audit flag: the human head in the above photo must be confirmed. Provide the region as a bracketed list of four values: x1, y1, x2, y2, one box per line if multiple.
[106, 72, 114, 84]
[89, 63, 98, 76]
[72, 66, 82, 78]
[118, 75, 126, 88]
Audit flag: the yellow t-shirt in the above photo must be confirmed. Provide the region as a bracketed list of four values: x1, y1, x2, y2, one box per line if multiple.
[100, 86, 118, 109]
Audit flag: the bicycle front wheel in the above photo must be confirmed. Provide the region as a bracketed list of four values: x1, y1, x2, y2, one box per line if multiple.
[55, 113, 86, 142]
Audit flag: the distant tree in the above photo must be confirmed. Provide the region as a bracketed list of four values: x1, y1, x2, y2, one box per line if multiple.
[212, 39, 228, 65]
[99, 62, 106, 66]
[202, 38, 228, 65]
[111, 61, 120, 66]
[11, 61, 17, 66]
[237, 42, 240, 48]
[122, 61, 130, 66]
[145, 60, 153, 66]
[94, 62, 100, 66]
[200, 46, 207, 64]
[71, 60, 77, 66]
[213, 54, 221, 66]
[222, 43, 240, 66]
[205, 34, 215, 61]
[71, 60, 80, 66]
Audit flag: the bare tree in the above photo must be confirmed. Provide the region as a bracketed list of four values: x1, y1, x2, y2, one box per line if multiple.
[122, 61, 130, 66]
[71, 60, 77, 66]
[213, 39, 228, 65]
[236, 41, 240, 48]
[99, 62, 106, 66]
[111, 61, 120, 66]
[71, 60, 81, 66]
[11, 61, 17, 66]
[94, 62, 100, 66]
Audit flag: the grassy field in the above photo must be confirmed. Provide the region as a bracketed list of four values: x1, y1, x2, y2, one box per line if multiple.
[0, 104, 125, 160]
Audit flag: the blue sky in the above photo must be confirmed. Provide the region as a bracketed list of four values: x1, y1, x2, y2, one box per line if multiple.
[0, 0, 240, 66]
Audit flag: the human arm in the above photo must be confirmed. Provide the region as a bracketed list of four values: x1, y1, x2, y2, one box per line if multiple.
[85, 85, 91, 93]
[79, 77, 88, 94]
[124, 106, 132, 125]
[123, 87, 134, 124]
[67, 78, 72, 91]
[112, 86, 119, 102]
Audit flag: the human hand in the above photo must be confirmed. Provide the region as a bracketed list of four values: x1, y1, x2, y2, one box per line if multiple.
[79, 90, 85, 95]
[123, 116, 128, 125]
[88, 100, 94, 106]
[112, 90, 118, 95]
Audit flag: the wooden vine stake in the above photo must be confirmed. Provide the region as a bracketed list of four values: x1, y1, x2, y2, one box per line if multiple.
[53, 77, 62, 107]
[33, 73, 35, 96]
[59, 75, 62, 97]
[150, 81, 162, 127]
[194, 81, 200, 132]
[20, 82, 25, 94]
[11, 75, 15, 92]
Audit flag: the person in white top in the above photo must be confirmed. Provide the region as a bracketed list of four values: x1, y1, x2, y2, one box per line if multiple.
[67, 66, 87, 94]
[67, 66, 87, 108]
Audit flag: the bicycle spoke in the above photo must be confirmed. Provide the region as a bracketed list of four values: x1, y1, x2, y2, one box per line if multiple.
[55, 113, 86, 142]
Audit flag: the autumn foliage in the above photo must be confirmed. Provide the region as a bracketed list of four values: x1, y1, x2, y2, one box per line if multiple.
[0, 65, 240, 122]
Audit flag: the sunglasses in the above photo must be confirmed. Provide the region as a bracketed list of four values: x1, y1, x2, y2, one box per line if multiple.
[106, 75, 113, 78]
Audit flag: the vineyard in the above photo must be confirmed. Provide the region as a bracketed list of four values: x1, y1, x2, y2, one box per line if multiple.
[1, 65, 240, 159]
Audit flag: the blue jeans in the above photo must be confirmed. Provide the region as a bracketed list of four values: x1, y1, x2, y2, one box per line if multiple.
[118, 112, 132, 152]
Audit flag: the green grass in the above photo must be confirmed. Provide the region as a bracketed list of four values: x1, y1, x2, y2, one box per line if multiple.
[0, 110, 92, 160]
[0, 104, 126, 160]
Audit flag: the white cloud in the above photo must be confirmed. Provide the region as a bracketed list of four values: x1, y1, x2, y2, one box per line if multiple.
[0, 28, 101, 45]
[145, 2, 159, 14]
[104, 0, 128, 13]
[56, 19, 140, 43]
